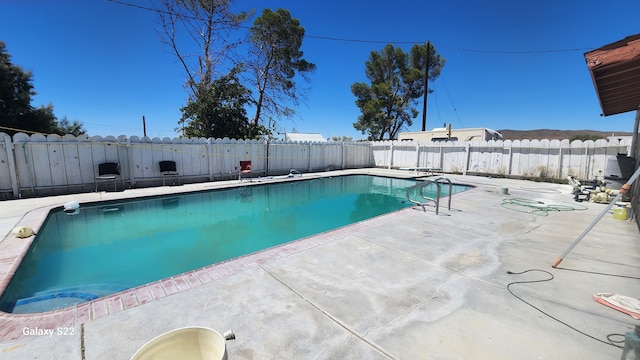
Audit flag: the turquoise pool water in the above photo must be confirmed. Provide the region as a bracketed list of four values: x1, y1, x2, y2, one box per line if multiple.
[0, 175, 471, 313]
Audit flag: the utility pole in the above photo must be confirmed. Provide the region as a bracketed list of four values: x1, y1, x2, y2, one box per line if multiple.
[142, 116, 147, 137]
[421, 41, 430, 132]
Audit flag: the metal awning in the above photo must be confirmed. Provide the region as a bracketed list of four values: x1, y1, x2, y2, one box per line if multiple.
[584, 33, 640, 116]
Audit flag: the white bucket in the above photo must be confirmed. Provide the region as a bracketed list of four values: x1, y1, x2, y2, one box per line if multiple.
[130, 327, 228, 360]
[500, 187, 509, 195]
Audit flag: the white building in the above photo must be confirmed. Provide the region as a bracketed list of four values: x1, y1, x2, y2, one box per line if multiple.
[283, 133, 328, 142]
[398, 127, 503, 142]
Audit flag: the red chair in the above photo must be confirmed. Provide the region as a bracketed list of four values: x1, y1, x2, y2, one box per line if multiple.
[239, 161, 252, 181]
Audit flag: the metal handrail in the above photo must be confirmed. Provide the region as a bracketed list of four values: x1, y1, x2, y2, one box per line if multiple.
[406, 176, 453, 214]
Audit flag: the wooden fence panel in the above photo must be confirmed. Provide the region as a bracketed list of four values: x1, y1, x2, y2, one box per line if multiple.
[30, 134, 52, 188]
[186, 140, 209, 178]
[370, 142, 389, 168]
[45, 135, 67, 188]
[347, 143, 365, 168]
[321, 143, 341, 169]
[207, 140, 225, 178]
[547, 140, 561, 178]
[0, 135, 12, 191]
[309, 143, 325, 170]
[60, 137, 81, 186]
[529, 140, 543, 177]
[146, 138, 162, 179]
[12, 133, 34, 190]
[441, 142, 464, 173]
[568, 140, 586, 178]
[221, 139, 237, 176]
[421, 144, 441, 169]
[391, 143, 415, 168]
[129, 138, 146, 180]
[89, 136, 108, 178]
[558, 139, 570, 178]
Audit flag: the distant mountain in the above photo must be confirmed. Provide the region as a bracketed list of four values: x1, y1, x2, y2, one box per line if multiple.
[497, 129, 634, 141]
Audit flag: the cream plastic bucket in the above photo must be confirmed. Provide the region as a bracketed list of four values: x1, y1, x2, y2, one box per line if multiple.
[130, 327, 227, 360]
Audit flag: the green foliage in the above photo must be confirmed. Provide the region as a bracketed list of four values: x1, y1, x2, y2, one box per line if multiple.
[179, 68, 264, 139]
[0, 41, 85, 137]
[569, 134, 603, 142]
[156, 3, 315, 138]
[246, 8, 316, 125]
[351, 43, 445, 141]
[155, 0, 249, 99]
[331, 135, 353, 142]
[55, 116, 86, 137]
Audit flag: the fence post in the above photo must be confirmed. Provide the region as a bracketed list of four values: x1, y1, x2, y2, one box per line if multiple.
[557, 147, 563, 178]
[265, 140, 270, 176]
[4, 136, 19, 198]
[463, 142, 470, 175]
[342, 142, 346, 169]
[507, 146, 513, 175]
[206, 138, 214, 181]
[308, 143, 312, 172]
[126, 137, 136, 187]
[388, 142, 394, 169]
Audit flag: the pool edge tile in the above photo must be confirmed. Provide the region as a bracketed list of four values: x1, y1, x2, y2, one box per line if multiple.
[183, 271, 202, 288]
[106, 294, 124, 315]
[147, 282, 167, 300]
[58, 307, 76, 329]
[160, 279, 179, 296]
[74, 303, 91, 324]
[194, 268, 212, 284]
[91, 298, 109, 320]
[172, 275, 191, 292]
[121, 289, 139, 309]
[134, 286, 154, 305]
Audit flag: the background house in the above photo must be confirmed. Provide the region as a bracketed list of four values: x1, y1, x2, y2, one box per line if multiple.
[283, 133, 327, 142]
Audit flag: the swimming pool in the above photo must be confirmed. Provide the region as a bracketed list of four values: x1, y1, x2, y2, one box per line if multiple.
[0, 175, 471, 313]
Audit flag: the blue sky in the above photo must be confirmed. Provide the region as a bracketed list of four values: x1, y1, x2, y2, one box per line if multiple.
[1, 0, 639, 140]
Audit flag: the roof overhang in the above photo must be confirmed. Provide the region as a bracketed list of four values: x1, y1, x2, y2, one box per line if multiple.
[585, 33, 640, 116]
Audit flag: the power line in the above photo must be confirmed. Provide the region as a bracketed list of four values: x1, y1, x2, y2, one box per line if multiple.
[438, 45, 593, 54]
[432, 81, 442, 125]
[438, 74, 464, 128]
[106, 0, 595, 54]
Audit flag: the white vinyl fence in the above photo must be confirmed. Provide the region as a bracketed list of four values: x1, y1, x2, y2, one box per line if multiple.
[372, 138, 631, 179]
[0, 132, 371, 199]
[0, 132, 632, 199]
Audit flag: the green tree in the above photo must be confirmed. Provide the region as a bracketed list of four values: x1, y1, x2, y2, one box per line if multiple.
[331, 135, 353, 142]
[178, 68, 256, 139]
[55, 116, 86, 137]
[0, 41, 84, 137]
[351, 43, 445, 140]
[245, 8, 316, 126]
[0, 41, 32, 135]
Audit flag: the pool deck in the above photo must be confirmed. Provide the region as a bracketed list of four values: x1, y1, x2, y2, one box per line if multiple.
[0, 169, 638, 359]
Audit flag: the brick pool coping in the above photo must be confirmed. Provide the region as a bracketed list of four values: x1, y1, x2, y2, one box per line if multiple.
[0, 174, 476, 343]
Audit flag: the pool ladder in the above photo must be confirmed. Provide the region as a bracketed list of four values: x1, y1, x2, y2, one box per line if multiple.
[406, 176, 453, 214]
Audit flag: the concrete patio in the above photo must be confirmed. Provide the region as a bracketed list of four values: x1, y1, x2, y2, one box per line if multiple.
[0, 169, 638, 359]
